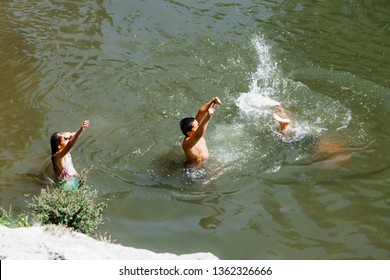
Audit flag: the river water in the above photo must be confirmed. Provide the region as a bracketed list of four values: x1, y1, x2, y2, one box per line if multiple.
[1, 0, 389, 259]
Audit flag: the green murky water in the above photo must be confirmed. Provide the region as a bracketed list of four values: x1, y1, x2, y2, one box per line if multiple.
[1, 0, 389, 259]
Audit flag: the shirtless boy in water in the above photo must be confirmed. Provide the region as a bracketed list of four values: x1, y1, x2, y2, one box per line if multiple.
[180, 97, 222, 166]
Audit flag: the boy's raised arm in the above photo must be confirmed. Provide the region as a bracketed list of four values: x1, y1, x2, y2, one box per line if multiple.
[183, 111, 213, 149]
[195, 97, 222, 123]
[184, 97, 221, 149]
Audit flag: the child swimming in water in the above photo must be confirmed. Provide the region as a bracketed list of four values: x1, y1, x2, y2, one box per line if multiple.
[272, 104, 352, 168]
[50, 120, 89, 192]
[272, 104, 291, 136]
[180, 97, 222, 167]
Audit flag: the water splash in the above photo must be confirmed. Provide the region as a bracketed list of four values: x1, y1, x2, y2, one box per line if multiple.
[236, 35, 284, 117]
[236, 35, 352, 137]
[227, 35, 356, 174]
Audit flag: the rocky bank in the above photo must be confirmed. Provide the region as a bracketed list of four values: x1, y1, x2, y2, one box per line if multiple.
[0, 225, 218, 260]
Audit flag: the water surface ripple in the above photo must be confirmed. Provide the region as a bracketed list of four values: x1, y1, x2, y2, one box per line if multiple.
[0, 0, 389, 259]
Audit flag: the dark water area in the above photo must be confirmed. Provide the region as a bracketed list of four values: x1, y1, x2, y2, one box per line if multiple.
[1, 0, 389, 259]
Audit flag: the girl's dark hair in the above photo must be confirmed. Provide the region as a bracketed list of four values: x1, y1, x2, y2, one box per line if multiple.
[50, 132, 62, 155]
[50, 132, 62, 175]
[180, 117, 195, 137]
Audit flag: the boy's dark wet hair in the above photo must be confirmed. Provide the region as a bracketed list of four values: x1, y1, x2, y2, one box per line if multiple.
[180, 117, 195, 137]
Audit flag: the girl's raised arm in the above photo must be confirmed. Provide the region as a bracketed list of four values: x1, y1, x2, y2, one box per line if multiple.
[55, 120, 89, 158]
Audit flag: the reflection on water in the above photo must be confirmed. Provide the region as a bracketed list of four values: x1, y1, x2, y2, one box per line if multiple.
[1, 0, 390, 259]
[172, 190, 230, 232]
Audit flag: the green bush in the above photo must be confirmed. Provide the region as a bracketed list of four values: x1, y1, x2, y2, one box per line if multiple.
[28, 185, 107, 234]
[0, 207, 13, 227]
[0, 206, 31, 228]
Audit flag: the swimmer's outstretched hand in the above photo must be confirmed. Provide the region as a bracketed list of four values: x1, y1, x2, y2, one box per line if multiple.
[213, 97, 222, 106]
[81, 120, 90, 129]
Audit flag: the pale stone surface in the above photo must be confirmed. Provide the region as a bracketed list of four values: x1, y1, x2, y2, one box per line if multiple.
[0, 225, 218, 260]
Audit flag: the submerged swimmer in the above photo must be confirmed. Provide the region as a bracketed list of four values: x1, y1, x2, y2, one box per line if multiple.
[273, 112, 291, 136]
[180, 97, 222, 168]
[50, 120, 89, 192]
[272, 105, 352, 169]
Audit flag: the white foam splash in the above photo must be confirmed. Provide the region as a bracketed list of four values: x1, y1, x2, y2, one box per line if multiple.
[236, 92, 280, 115]
[236, 35, 283, 116]
[235, 35, 350, 137]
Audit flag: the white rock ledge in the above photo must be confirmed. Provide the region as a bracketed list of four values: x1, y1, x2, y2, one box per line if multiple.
[0, 225, 218, 260]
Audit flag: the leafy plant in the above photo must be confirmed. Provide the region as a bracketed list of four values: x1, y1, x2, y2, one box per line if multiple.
[0, 206, 13, 227]
[95, 231, 117, 244]
[28, 185, 107, 234]
[17, 214, 30, 227]
[0, 206, 31, 228]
